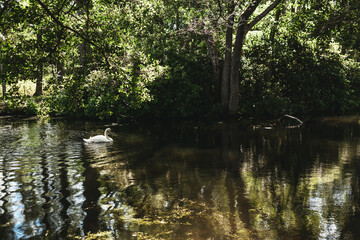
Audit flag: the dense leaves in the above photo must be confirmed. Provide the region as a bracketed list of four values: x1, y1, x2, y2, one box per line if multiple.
[0, 0, 359, 120]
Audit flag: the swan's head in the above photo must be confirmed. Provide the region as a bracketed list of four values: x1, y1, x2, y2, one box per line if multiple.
[104, 128, 112, 137]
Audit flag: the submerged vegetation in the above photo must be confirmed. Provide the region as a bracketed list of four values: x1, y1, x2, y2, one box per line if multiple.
[0, 0, 360, 120]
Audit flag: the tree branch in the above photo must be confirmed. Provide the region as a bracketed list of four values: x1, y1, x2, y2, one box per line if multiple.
[57, 0, 70, 15]
[278, 114, 304, 128]
[216, 0, 222, 17]
[248, 0, 283, 30]
[34, 0, 110, 66]
[283, 114, 303, 125]
[239, 0, 262, 23]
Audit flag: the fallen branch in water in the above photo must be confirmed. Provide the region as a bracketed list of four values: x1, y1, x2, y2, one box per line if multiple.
[279, 114, 304, 128]
[284, 114, 303, 124]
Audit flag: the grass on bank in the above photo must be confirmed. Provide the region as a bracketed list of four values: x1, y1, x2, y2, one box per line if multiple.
[0, 81, 47, 117]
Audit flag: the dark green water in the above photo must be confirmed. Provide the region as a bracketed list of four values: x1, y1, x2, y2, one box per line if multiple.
[0, 116, 360, 239]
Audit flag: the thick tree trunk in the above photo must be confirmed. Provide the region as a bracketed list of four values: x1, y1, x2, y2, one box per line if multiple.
[228, 0, 262, 116]
[221, 1, 235, 107]
[228, 24, 248, 116]
[34, 61, 43, 96]
[34, 33, 43, 96]
[79, 41, 87, 71]
[0, 50, 4, 98]
[228, 0, 283, 116]
[77, 0, 91, 77]
[57, 61, 64, 83]
[1, 83, 5, 98]
[0, 33, 4, 98]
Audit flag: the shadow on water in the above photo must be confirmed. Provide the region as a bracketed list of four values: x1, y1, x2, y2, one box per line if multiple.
[0, 117, 360, 239]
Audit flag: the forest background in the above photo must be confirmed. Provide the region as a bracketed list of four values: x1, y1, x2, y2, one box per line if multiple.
[1, 0, 360, 121]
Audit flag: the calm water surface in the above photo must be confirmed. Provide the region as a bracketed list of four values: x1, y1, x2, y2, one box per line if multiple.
[0, 116, 360, 239]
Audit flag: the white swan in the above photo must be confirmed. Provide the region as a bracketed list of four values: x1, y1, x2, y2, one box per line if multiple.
[83, 128, 113, 143]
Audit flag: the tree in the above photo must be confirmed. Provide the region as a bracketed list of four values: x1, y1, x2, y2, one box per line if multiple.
[0, 0, 24, 98]
[33, 31, 44, 96]
[1, 0, 359, 119]
[0, 32, 5, 98]
[176, 0, 283, 115]
[225, 0, 283, 116]
[221, 0, 236, 107]
[76, 0, 92, 78]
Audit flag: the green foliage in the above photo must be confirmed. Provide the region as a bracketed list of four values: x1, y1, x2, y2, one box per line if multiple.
[144, 33, 212, 119]
[1, 0, 360, 120]
[23, 97, 38, 115]
[147, 73, 206, 119]
[241, 28, 360, 117]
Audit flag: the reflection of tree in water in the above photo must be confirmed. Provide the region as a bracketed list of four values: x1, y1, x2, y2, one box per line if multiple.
[94, 120, 360, 239]
[237, 122, 360, 240]
[236, 121, 360, 240]
[0, 121, 87, 239]
[3, 119, 358, 239]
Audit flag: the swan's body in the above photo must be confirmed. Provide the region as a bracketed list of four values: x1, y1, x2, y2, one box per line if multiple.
[83, 128, 113, 143]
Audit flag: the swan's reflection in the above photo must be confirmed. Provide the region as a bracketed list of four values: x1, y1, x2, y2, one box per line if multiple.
[84, 142, 113, 160]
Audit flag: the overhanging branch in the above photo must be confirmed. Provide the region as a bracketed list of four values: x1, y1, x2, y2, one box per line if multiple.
[34, 0, 110, 66]
[248, 0, 283, 30]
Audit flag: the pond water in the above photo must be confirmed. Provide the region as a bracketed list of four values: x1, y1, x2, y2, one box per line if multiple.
[0, 116, 360, 240]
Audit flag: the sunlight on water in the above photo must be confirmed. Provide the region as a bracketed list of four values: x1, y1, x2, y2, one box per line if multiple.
[0, 117, 360, 239]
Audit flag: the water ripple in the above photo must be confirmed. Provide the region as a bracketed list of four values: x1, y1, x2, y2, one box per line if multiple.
[1, 118, 360, 239]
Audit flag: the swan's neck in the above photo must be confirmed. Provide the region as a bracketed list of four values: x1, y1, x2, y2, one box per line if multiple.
[104, 129, 109, 138]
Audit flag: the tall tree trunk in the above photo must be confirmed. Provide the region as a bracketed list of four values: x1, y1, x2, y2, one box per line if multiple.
[221, 1, 235, 107]
[0, 47, 4, 98]
[228, 0, 262, 116]
[1, 83, 5, 98]
[34, 32, 43, 96]
[228, 24, 248, 116]
[228, 0, 283, 116]
[77, 0, 91, 78]
[0, 33, 5, 98]
[57, 61, 64, 83]
[79, 41, 87, 75]
[34, 61, 43, 96]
